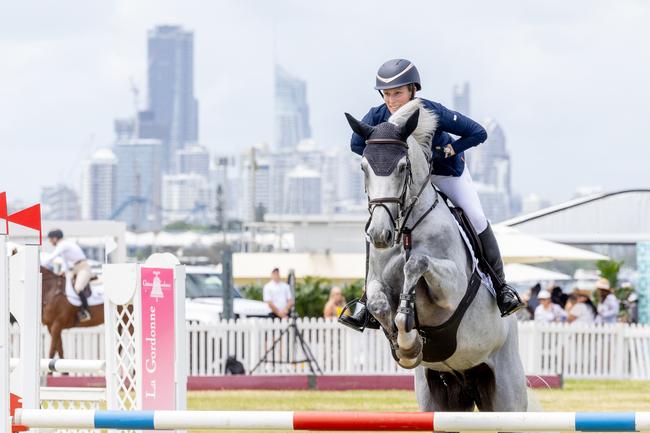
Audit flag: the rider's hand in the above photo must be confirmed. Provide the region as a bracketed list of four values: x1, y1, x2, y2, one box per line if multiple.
[433, 143, 455, 159]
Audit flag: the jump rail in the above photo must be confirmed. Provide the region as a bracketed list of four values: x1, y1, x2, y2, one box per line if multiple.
[9, 358, 105, 374]
[13, 410, 650, 431]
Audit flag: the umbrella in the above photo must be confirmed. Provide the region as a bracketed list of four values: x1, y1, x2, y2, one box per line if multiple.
[504, 263, 571, 283]
[494, 225, 608, 264]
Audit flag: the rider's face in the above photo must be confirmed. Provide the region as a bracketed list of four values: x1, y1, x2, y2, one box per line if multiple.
[383, 85, 413, 113]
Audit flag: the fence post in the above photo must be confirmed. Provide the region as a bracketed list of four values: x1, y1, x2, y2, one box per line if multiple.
[0, 232, 10, 433]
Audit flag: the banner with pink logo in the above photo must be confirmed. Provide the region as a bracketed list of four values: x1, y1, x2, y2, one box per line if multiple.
[140, 267, 176, 418]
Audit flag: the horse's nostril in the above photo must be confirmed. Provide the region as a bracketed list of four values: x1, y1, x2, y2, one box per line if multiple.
[385, 231, 393, 243]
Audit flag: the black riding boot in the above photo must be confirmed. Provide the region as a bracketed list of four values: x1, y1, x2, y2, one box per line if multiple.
[338, 294, 380, 332]
[478, 224, 525, 317]
[77, 291, 92, 323]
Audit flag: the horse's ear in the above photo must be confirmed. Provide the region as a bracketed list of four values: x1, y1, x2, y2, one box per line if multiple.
[401, 108, 420, 140]
[345, 113, 374, 140]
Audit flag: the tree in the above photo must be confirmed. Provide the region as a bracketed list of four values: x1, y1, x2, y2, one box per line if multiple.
[596, 259, 624, 288]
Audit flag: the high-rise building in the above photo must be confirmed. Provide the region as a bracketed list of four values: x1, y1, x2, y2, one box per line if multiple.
[268, 150, 294, 214]
[81, 148, 117, 220]
[284, 166, 322, 215]
[41, 184, 80, 220]
[470, 119, 511, 192]
[177, 144, 210, 179]
[113, 138, 162, 230]
[211, 155, 241, 222]
[468, 118, 513, 222]
[162, 173, 211, 225]
[453, 82, 471, 115]
[241, 147, 271, 222]
[143, 25, 199, 172]
[275, 65, 311, 151]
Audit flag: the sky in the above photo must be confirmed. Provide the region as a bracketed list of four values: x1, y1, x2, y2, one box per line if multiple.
[1, 0, 649, 205]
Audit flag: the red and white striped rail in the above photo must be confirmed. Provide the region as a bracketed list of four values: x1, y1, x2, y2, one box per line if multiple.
[13, 410, 650, 431]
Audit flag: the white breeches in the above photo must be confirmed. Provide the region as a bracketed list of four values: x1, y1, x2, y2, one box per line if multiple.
[431, 167, 488, 233]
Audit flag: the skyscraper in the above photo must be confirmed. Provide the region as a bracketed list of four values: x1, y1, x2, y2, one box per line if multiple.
[469, 118, 513, 222]
[143, 25, 199, 172]
[81, 148, 117, 220]
[177, 144, 210, 179]
[113, 138, 162, 230]
[162, 173, 211, 225]
[275, 65, 311, 151]
[452, 82, 471, 115]
[41, 184, 80, 220]
[284, 166, 322, 215]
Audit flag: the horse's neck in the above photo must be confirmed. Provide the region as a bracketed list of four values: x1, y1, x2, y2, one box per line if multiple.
[407, 148, 473, 276]
[407, 146, 438, 217]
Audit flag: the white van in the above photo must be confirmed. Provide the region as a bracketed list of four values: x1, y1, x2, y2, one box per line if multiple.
[184, 266, 271, 323]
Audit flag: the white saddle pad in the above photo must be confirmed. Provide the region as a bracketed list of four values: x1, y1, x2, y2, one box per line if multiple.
[65, 276, 104, 307]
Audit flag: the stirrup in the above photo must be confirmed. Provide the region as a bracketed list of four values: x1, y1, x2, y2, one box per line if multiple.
[77, 309, 91, 323]
[497, 286, 525, 317]
[338, 299, 380, 332]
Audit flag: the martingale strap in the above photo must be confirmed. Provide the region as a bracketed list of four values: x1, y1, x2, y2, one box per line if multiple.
[416, 270, 483, 363]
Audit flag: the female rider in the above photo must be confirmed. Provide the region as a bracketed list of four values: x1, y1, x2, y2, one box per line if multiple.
[339, 58, 524, 332]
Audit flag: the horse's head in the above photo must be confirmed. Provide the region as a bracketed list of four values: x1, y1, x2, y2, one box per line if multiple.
[345, 108, 420, 249]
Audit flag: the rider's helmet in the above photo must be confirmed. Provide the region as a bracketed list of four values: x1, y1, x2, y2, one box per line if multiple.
[375, 59, 421, 91]
[47, 229, 64, 240]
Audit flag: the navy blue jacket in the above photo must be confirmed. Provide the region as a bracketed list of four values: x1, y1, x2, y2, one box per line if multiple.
[350, 98, 487, 177]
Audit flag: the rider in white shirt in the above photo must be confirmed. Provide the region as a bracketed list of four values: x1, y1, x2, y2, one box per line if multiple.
[42, 229, 92, 322]
[595, 278, 620, 324]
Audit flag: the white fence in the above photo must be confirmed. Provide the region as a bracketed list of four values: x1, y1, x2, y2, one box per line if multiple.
[11, 320, 650, 380]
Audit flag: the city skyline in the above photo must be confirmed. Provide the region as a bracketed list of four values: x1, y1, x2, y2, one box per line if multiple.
[3, 1, 650, 206]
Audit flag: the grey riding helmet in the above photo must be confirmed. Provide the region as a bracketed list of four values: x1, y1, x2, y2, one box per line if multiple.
[375, 59, 421, 91]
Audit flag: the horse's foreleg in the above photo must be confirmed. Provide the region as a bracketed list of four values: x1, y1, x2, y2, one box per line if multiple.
[48, 324, 62, 359]
[366, 279, 395, 334]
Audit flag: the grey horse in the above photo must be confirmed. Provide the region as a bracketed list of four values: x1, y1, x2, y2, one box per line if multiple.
[346, 99, 527, 413]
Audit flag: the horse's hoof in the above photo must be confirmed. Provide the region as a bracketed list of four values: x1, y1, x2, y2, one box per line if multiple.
[397, 352, 422, 369]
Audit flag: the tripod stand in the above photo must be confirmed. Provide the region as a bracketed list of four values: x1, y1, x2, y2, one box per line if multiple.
[250, 270, 323, 375]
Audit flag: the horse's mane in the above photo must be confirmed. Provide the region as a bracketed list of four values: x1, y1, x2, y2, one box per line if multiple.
[388, 99, 438, 161]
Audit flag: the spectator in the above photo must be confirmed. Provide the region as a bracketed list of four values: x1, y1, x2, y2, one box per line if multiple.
[625, 292, 639, 324]
[323, 286, 346, 319]
[595, 278, 620, 324]
[566, 289, 596, 325]
[534, 290, 567, 323]
[526, 283, 542, 317]
[551, 285, 568, 308]
[263, 268, 294, 319]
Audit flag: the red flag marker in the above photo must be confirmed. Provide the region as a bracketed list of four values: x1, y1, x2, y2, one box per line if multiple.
[7, 204, 42, 245]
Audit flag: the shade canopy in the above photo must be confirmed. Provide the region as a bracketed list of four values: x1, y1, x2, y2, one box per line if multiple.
[504, 263, 571, 284]
[494, 225, 608, 264]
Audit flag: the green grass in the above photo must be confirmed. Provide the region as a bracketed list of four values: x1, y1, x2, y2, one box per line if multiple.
[185, 380, 650, 432]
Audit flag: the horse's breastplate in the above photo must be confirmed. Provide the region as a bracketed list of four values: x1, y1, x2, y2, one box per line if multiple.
[416, 270, 482, 363]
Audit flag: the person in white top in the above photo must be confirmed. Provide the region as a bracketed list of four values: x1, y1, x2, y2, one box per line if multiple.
[534, 290, 567, 323]
[263, 268, 294, 319]
[566, 289, 596, 325]
[42, 229, 92, 322]
[595, 278, 620, 324]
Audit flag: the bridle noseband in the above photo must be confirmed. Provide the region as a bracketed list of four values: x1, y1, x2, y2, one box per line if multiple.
[364, 139, 439, 247]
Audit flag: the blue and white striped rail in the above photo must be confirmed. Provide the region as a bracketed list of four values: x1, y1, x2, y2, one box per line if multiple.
[13, 410, 650, 431]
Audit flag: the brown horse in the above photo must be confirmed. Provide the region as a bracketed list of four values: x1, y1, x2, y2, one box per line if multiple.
[40, 266, 104, 359]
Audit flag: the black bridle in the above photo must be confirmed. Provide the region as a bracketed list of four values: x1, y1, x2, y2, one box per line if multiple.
[364, 139, 439, 248]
